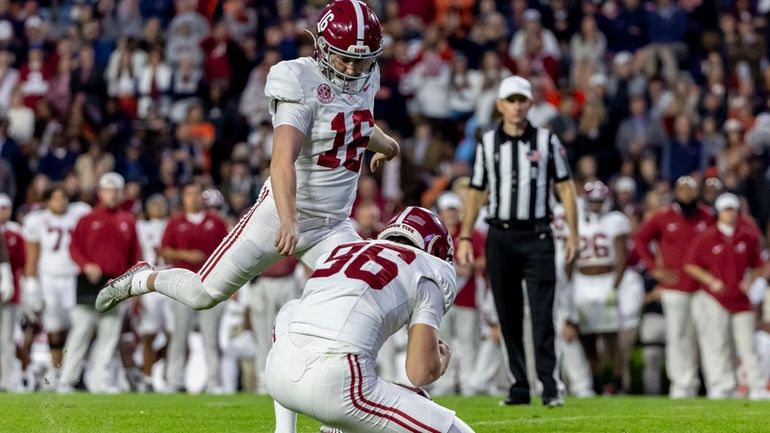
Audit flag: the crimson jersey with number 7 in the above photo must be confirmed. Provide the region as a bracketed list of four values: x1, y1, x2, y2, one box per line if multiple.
[264, 55, 380, 221]
[288, 239, 456, 358]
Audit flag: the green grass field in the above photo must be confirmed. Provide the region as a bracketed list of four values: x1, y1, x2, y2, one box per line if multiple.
[1, 394, 769, 433]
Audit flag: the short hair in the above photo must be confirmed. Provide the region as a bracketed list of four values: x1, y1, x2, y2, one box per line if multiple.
[43, 184, 69, 202]
[181, 182, 202, 194]
[145, 193, 167, 207]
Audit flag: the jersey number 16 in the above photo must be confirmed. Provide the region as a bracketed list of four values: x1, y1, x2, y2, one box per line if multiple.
[317, 110, 374, 173]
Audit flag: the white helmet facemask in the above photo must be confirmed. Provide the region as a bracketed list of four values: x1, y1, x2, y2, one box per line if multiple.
[315, 35, 380, 94]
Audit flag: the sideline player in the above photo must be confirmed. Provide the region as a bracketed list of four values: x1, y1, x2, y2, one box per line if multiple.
[22, 185, 90, 386]
[570, 181, 633, 394]
[96, 0, 399, 316]
[551, 195, 595, 397]
[431, 192, 484, 396]
[266, 206, 474, 433]
[0, 195, 23, 391]
[135, 194, 171, 390]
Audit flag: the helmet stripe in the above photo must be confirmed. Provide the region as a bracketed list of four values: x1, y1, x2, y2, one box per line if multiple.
[395, 206, 415, 224]
[349, 0, 365, 45]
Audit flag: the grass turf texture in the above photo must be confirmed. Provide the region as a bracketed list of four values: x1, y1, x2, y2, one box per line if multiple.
[0, 394, 768, 433]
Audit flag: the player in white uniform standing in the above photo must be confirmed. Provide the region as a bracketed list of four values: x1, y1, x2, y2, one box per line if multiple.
[135, 194, 171, 391]
[22, 185, 90, 387]
[570, 181, 641, 394]
[96, 0, 400, 317]
[266, 207, 474, 433]
[551, 200, 595, 397]
[0, 195, 20, 391]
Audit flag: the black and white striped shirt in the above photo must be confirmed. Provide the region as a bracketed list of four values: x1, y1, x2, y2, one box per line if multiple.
[469, 122, 571, 222]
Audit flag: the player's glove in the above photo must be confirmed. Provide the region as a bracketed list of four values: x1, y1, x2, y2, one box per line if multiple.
[21, 276, 43, 312]
[392, 381, 432, 400]
[0, 262, 13, 303]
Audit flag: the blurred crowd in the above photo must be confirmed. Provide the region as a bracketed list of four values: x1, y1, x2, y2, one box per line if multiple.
[0, 0, 767, 397]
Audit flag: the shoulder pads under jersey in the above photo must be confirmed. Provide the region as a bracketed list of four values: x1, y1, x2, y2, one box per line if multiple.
[264, 60, 305, 114]
[422, 257, 457, 313]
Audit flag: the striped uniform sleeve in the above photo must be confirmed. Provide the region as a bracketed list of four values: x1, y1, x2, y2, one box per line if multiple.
[548, 133, 571, 182]
[469, 140, 487, 191]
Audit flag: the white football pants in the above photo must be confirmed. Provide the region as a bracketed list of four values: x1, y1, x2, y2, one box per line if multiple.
[248, 274, 301, 380]
[166, 301, 225, 390]
[267, 335, 472, 433]
[639, 312, 666, 395]
[59, 305, 125, 391]
[660, 289, 699, 397]
[755, 330, 770, 385]
[692, 292, 767, 397]
[152, 187, 360, 311]
[0, 304, 18, 390]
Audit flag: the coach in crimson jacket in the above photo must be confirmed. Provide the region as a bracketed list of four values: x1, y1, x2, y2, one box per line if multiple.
[684, 193, 770, 400]
[70, 172, 142, 305]
[161, 183, 228, 273]
[633, 176, 713, 399]
[60, 172, 141, 392]
[160, 182, 228, 392]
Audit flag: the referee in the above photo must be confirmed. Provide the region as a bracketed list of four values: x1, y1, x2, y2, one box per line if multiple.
[457, 75, 579, 407]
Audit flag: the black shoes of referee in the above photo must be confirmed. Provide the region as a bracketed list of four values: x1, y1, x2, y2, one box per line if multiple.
[500, 394, 564, 408]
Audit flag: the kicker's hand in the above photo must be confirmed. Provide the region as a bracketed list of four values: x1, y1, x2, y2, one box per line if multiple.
[275, 220, 299, 256]
[370, 152, 390, 172]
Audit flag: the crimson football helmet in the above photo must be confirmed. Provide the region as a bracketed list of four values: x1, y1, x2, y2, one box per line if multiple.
[378, 206, 454, 263]
[203, 188, 225, 209]
[583, 180, 609, 202]
[315, 0, 383, 94]
[583, 180, 610, 215]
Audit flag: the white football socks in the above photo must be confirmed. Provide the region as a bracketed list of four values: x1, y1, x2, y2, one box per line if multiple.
[131, 270, 153, 296]
[152, 269, 218, 310]
[273, 401, 297, 433]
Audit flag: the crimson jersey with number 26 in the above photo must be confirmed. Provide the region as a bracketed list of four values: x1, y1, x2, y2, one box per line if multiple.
[288, 239, 457, 359]
[265, 57, 380, 220]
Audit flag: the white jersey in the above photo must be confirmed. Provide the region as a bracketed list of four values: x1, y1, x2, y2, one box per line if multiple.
[264, 57, 380, 220]
[551, 202, 569, 274]
[136, 219, 167, 268]
[22, 202, 91, 276]
[2, 221, 22, 235]
[576, 207, 631, 269]
[288, 239, 456, 358]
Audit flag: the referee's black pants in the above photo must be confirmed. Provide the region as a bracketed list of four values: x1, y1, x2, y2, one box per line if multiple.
[486, 224, 558, 401]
